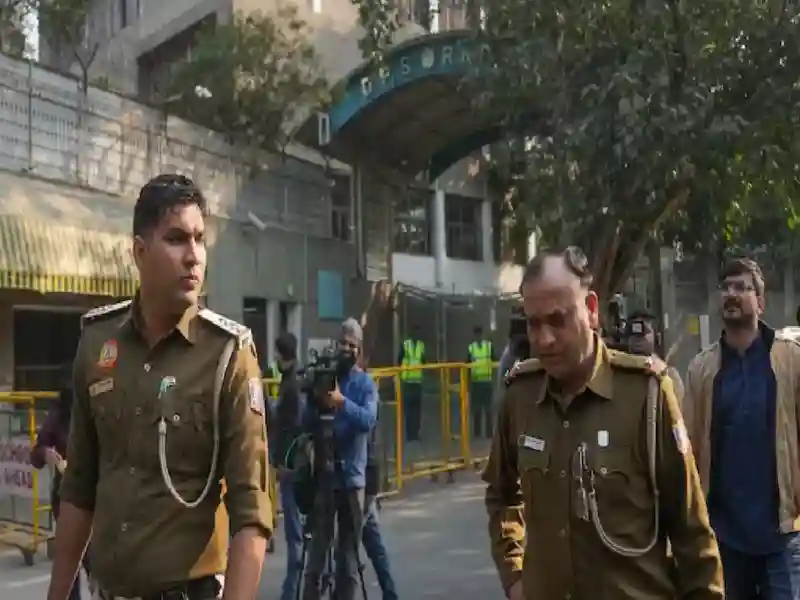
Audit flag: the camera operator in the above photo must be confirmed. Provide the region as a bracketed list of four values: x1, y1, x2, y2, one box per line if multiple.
[270, 332, 306, 600]
[626, 309, 685, 403]
[302, 318, 378, 600]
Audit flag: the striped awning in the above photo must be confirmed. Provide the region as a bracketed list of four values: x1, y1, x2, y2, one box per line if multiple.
[0, 214, 138, 297]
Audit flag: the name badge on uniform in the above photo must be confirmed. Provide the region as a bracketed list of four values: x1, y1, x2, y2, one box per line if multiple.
[249, 378, 265, 415]
[597, 430, 609, 448]
[520, 435, 545, 452]
[89, 378, 114, 397]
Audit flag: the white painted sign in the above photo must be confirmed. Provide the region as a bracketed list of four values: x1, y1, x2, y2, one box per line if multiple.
[0, 435, 51, 500]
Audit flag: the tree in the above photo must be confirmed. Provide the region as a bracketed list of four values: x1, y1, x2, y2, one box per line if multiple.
[0, 0, 33, 58]
[352, 0, 800, 305]
[165, 7, 330, 157]
[37, 0, 99, 92]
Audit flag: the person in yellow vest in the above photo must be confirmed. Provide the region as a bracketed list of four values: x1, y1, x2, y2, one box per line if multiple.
[468, 325, 496, 440]
[398, 327, 426, 442]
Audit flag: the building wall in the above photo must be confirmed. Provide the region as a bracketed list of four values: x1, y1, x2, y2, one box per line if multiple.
[0, 51, 359, 368]
[74, 0, 428, 97]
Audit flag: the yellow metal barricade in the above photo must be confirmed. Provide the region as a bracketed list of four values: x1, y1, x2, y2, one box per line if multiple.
[261, 378, 281, 531]
[0, 392, 57, 565]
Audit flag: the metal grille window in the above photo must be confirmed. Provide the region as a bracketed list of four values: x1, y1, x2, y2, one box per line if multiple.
[394, 186, 433, 255]
[446, 193, 481, 261]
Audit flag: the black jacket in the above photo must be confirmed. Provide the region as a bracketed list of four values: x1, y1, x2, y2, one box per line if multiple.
[271, 365, 303, 468]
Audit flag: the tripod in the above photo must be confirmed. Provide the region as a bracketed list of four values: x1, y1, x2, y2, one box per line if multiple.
[294, 414, 370, 600]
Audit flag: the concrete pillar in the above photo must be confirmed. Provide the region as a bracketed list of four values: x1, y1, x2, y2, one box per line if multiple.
[480, 198, 493, 264]
[432, 186, 447, 288]
[266, 301, 278, 365]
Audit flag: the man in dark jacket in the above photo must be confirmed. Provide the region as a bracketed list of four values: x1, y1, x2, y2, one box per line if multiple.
[31, 369, 90, 600]
[270, 332, 305, 600]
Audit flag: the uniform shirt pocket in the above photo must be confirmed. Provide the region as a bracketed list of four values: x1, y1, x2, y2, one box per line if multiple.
[88, 384, 123, 458]
[151, 393, 214, 476]
[517, 442, 550, 517]
[589, 446, 644, 539]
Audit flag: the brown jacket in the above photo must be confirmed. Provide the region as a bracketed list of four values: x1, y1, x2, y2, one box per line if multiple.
[483, 339, 722, 600]
[683, 327, 800, 533]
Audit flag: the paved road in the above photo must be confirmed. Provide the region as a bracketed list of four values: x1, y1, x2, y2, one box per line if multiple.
[0, 474, 500, 599]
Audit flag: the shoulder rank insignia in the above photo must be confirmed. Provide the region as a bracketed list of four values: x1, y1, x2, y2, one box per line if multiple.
[608, 349, 667, 376]
[81, 299, 133, 329]
[198, 308, 253, 349]
[505, 358, 544, 386]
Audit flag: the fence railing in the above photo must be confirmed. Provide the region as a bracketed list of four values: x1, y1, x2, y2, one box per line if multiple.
[0, 391, 59, 565]
[264, 360, 498, 498]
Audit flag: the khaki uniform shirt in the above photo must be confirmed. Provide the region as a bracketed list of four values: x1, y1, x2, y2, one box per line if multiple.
[60, 298, 274, 597]
[483, 339, 723, 600]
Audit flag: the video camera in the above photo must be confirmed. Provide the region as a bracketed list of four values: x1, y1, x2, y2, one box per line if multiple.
[301, 345, 346, 414]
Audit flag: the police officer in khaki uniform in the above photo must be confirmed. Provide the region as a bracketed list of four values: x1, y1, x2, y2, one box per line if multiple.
[483, 247, 723, 600]
[47, 174, 274, 600]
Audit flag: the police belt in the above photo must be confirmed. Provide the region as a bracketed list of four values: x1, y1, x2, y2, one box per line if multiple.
[98, 575, 221, 600]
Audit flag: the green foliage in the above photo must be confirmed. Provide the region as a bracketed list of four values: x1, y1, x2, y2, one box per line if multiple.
[37, 0, 98, 87]
[165, 8, 330, 156]
[0, 0, 33, 58]
[353, 0, 800, 300]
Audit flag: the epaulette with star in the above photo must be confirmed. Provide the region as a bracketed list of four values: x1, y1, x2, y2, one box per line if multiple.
[81, 299, 133, 330]
[198, 308, 253, 349]
[504, 358, 544, 387]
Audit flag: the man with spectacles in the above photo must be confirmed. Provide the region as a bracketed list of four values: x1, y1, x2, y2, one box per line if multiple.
[483, 246, 722, 600]
[684, 257, 800, 599]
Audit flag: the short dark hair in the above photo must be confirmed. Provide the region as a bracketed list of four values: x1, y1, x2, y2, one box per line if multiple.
[133, 173, 209, 237]
[275, 332, 298, 361]
[520, 246, 593, 292]
[720, 257, 765, 296]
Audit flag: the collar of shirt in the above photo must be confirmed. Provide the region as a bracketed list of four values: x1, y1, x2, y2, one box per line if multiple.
[542, 335, 613, 405]
[720, 320, 774, 361]
[119, 292, 199, 345]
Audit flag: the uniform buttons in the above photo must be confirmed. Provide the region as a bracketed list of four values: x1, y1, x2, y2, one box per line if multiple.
[172, 414, 180, 423]
[144, 363, 151, 372]
[600, 467, 608, 475]
[563, 421, 570, 429]
[129, 467, 136, 475]
[559, 470, 567, 478]
[135, 407, 142, 417]
[121, 523, 128, 532]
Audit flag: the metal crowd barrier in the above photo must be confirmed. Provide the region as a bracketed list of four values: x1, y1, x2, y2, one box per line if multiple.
[371, 362, 499, 493]
[264, 361, 499, 500]
[0, 391, 58, 565]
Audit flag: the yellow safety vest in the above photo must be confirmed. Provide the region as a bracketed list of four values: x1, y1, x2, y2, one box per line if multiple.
[401, 339, 424, 381]
[468, 341, 493, 381]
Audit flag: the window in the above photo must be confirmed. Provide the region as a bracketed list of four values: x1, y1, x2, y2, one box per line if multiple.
[137, 14, 215, 100]
[393, 186, 432, 255]
[243, 298, 268, 372]
[14, 309, 82, 391]
[446, 193, 482, 260]
[330, 174, 351, 242]
[279, 302, 290, 334]
[119, 0, 128, 29]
